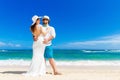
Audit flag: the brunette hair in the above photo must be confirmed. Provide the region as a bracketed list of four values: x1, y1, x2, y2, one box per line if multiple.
[30, 23, 36, 33]
[30, 18, 40, 32]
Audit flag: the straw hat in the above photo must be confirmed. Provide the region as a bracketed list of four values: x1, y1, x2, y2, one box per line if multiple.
[42, 15, 50, 20]
[32, 15, 41, 25]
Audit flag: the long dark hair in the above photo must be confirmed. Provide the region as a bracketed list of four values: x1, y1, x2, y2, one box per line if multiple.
[30, 23, 37, 34]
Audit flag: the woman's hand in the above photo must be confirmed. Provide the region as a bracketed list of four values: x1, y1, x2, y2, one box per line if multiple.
[46, 27, 51, 33]
[41, 27, 51, 36]
[33, 36, 38, 41]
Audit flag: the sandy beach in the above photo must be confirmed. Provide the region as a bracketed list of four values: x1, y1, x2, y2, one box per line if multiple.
[0, 65, 120, 80]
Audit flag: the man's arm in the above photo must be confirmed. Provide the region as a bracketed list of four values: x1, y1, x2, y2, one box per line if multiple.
[43, 35, 54, 44]
[43, 27, 56, 44]
[47, 35, 54, 41]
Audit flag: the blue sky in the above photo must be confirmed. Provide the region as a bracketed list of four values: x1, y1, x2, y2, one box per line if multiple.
[0, 0, 120, 49]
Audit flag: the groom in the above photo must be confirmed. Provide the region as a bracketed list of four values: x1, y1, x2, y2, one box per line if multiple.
[42, 15, 61, 75]
[33, 15, 61, 75]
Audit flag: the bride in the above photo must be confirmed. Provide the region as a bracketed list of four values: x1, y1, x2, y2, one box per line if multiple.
[24, 15, 49, 76]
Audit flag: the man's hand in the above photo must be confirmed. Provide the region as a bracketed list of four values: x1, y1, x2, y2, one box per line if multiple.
[43, 38, 49, 44]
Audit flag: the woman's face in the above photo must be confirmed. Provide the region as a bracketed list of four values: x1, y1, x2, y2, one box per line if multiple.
[36, 18, 40, 24]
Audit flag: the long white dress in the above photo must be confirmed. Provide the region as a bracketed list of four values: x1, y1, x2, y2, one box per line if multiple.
[24, 35, 46, 76]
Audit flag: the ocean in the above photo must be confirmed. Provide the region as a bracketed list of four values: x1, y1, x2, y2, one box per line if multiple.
[0, 49, 120, 66]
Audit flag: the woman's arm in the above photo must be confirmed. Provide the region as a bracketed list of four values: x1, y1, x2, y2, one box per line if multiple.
[40, 26, 50, 36]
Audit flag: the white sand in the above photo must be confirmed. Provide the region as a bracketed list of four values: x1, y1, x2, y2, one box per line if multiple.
[0, 65, 120, 80]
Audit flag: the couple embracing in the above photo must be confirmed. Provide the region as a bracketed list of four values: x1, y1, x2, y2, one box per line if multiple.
[24, 15, 61, 76]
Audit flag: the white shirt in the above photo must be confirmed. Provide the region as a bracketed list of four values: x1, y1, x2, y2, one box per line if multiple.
[42, 24, 56, 46]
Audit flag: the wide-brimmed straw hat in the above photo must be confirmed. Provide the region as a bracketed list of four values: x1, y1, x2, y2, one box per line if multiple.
[42, 15, 50, 20]
[32, 15, 41, 25]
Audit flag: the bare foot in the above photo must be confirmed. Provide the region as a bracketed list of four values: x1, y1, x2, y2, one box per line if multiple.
[54, 72, 62, 75]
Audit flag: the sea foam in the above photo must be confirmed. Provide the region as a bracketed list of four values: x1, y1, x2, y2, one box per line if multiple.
[0, 59, 120, 66]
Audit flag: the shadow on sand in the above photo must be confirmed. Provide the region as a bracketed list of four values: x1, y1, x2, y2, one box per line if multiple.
[0, 71, 26, 74]
[0, 71, 52, 75]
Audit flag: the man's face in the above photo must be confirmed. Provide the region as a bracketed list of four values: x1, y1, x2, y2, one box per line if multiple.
[42, 19, 49, 24]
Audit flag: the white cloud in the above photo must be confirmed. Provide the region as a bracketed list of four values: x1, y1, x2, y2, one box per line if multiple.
[0, 42, 6, 47]
[15, 44, 21, 47]
[0, 42, 21, 48]
[7, 43, 21, 47]
[55, 34, 120, 49]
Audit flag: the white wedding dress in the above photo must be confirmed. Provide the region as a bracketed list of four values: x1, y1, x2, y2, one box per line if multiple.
[24, 35, 46, 76]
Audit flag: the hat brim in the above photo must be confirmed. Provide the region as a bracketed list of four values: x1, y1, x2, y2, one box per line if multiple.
[32, 22, 35, 25]
[31, 16, 42, 25]
[42, 18, 50, 21]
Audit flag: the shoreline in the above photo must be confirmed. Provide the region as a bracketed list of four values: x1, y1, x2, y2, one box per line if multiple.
[1, 60, 120, 66]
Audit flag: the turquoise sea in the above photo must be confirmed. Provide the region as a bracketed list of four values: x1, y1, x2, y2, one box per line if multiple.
[0, 49, 120, 66]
